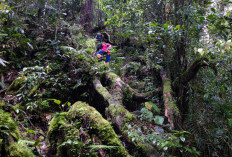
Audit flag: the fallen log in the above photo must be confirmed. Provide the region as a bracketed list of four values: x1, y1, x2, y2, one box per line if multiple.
[160, 69, 180, 129]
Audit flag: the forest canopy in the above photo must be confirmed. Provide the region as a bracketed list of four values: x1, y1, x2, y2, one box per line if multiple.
[0, 0, 231, 156]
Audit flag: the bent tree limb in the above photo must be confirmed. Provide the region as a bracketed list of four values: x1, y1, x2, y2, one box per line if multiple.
[93, 78, 134, 129]
[93, 74, 158, 156]
[173, 57, 217, 89]
[104, 72, 151, 102]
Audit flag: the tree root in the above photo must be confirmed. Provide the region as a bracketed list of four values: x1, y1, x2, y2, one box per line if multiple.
[68, 101, 130, 156]
[93, 73, 159, 156]
[47, 101, 130, 157]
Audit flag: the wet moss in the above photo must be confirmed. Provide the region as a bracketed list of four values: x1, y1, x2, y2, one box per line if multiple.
[27, 84, 40, 97]
[107, 104, 135, 128]
[47, 112, 68, 138]
[94, 79, 114, 104]
[166, 101, 179, 115]
[47, 112, 70, 156]
[6, 76, 26, 95]
[8, 140, 35, 157]
[0, 109, 20, 141]
[0, 100, 5, 108]
[68, 101, 130, 157]
[0, 109, 36, 157]
[163, 78, 172, 94]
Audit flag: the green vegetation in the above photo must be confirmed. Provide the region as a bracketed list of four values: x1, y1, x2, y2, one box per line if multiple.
[0, 0, 231, 156]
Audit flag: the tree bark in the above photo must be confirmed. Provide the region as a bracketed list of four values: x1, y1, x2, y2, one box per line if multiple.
[160, 69, 181, 129]
[92, 72, 160, 156]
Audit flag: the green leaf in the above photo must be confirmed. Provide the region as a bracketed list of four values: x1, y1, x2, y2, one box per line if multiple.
[0, 34, 8, 37]
[47, 99, 61, 105]
[27, 42, 34, 50]
[207, 14, 216, 20]
[25, 128, 36, 134]
[11, 33, 21, 37]
[67, 139, 72, 144]
[180, 136, 185, 142]
[54, 99, 61, 105]
[145, 102, 160, 114]
[198, 16, 205, 21]
[163, 23, 168, 30]
[154, 116, 164, 125]
[211, 8, 216, 13]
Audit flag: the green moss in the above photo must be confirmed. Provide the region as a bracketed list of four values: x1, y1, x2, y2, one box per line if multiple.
[27, 84, 40, 97]
[122, 87, 135, 107]
[94, 80, 113, 104]
[163, 78, 172, 94]
[125, 112, 134, 122]
[166, 101, 179, 115]
[6, 76, 26, 95]
[0, 109, 20, 141]
[68, 101, 130, 157]
[47, 112, 68, 139]
[47, 112, 70, 156]
[8, 140, 35, 157]
[107, 104, 135, 126]
[0, 100, 5, 108]
[106, 72, 119, 82]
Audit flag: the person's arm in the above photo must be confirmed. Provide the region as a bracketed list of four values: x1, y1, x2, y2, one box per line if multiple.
[96, 43, 102, 51]
[106, 43, 112, 49]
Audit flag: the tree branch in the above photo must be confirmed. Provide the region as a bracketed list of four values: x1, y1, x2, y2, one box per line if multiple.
[173, 57, 217, 89]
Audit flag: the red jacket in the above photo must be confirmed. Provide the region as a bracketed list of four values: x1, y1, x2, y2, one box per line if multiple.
[101, 43, 112, 54]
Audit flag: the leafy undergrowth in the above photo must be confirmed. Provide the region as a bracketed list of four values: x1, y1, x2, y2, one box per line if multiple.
[0, 35, 201, 156]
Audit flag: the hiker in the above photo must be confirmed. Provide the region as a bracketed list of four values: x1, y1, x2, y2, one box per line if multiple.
[96, 32, 103, 42]
[95, 42, 112, 65]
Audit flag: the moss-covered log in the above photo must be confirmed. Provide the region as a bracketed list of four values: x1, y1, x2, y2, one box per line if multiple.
[161, 72, 180, 129]
[47, 101, 130, 157]
[6, 76, 27, 95]
[93, 76, 158, 156]
[93, 78, 114, 105]
[68, 101, 130, 156]
[104, 72, 151, 103]
[6, 66, 44, 97]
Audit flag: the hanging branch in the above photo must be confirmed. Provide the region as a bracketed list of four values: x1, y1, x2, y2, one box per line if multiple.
[173, 57, 217, 89]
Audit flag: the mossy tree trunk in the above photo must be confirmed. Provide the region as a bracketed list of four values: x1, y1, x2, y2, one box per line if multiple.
[93, 72, 159, 156]
[47, 101, 130, 157]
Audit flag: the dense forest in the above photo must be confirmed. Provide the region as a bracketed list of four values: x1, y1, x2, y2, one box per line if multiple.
[0, 0, 231, 156]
